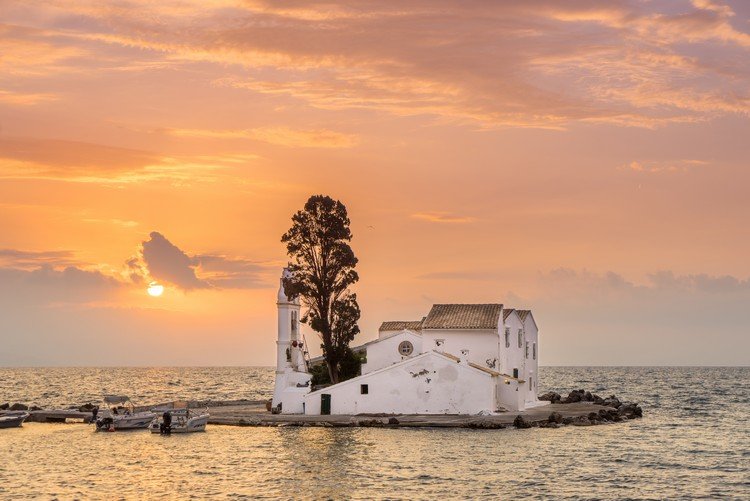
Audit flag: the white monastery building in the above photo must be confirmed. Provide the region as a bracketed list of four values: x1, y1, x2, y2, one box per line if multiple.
[271, 269, 540, 415]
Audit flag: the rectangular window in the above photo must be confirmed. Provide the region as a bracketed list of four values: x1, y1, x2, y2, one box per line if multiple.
[525, 341, 529, 359]
[360, 384, 369, 395]
[504, 328, 510, 348]
[517, 329, 523, 348]
[533, 343, 536, 360]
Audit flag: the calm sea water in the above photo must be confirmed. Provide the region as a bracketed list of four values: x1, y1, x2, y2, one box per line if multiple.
[0, 367, 747, 500]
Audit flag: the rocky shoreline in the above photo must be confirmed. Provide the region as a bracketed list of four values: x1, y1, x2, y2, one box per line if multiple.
[2, 390, 643, 430]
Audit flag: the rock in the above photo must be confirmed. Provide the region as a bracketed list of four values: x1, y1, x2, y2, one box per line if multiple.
[539, 392, 561, 403]
[598, 409, 614, 421]
[617, 402, 643, 419]
[588, 412, 600, 421]
[583, 391, 593, 402]
[468, 419, 505, 429]
[572, 420, 594, 427]
[388, 417, 400, 425]
[358, 419, 385, 427]
[513, 415, 532, 429]
[603, 395, 621, 408]
[0, 403, 9, 410]
[565, 391, 582, 403]
[593, 394, 605, 405]
[548, 412, 563, 424]
[562, 417, 574, 425]
[538, 421, 559, 429]
[78, 403, 96, 412]
[29, 405, 43, 411]
[9, 403, 28, 411]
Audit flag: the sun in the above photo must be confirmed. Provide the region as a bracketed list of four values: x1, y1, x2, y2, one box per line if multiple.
[147, 282, 164, 297]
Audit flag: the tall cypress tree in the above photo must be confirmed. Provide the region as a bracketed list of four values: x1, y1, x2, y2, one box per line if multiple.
[281, 195, 360, 384]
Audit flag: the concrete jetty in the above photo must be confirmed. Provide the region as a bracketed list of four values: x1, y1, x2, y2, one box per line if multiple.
[13, 391, 643, 429]
[205, 401, 636, 428]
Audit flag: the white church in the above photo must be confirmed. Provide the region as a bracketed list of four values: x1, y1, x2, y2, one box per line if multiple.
[272, 269, 540, 415]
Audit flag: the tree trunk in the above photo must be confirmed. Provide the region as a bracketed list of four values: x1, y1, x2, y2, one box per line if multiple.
[326, 358, 339, 384]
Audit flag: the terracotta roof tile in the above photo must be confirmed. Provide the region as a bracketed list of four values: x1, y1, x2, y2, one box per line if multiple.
[378, 320, 424, 332]
[422, 304, 502, 329]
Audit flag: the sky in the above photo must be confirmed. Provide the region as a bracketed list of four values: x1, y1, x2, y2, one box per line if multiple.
[1, 0, 749, 366]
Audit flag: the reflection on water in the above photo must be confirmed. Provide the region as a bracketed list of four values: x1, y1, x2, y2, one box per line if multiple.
[0, 367, 748, 499]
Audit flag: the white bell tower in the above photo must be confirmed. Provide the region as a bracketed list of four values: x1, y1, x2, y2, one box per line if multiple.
[271, 268, 311, 413]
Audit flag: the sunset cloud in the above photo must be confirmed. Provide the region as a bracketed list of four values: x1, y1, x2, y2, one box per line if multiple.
[165, 127, 358, 148]
[623, 159, 709, 173]
[135, 232, 270, 290]
[140, 232, 209, 290]
[0, 89, 58, 106]
[411, 212, 476, 224]
[2, 0, 746, 128]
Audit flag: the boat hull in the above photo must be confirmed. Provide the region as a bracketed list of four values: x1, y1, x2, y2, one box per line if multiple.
[149, 413, 209, 434]
[95, 412, 156, 431]
[0, 412, 29, 428]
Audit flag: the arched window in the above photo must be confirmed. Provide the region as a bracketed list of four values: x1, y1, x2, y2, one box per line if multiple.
[517, 329, 523, 348]
[504, 328, 510, 348]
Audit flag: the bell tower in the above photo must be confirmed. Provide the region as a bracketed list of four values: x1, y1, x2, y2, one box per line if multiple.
[275, 268, 300, 374]
[272, 268, 311, 413]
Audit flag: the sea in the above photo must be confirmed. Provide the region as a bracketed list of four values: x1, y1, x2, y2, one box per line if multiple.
[0, 366, 747, 500]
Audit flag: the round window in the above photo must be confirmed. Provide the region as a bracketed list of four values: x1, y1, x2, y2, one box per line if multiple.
[398, 340, 414, 356]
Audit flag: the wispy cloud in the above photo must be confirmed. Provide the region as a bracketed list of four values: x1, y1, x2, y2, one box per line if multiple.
[165, 126, 359, 148]
[623, 159, 709, 173]
[411, 212, 476, 224]
[3, 0, 747, 128]
[0, 89, 58, 106]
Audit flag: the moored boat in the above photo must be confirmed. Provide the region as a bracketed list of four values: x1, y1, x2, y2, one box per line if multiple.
[149, 402, 209, 434]
[95, 395, 155, 432]
[0, 411, 29, 428]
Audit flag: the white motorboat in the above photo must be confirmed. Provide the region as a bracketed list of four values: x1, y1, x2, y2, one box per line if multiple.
[95, 395, 155, 432]
[0, 411, 29, 428]
[150, 402, 209, 434]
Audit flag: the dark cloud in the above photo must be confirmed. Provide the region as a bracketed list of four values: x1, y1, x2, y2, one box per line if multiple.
[194, 254, 267, 289]
[0, 249, 80, 269]
[138, 232, 269, 290]
[0, 265, 123, 304]
[140, 232, 209, 290]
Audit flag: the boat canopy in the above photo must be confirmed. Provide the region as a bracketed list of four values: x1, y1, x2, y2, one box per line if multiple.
[103, 395, 131, 404]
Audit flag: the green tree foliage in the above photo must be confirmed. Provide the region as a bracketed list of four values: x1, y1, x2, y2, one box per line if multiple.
[281, 195, 360, 384]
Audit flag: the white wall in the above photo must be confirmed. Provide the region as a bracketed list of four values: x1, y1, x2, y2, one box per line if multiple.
[522, 314, 539, 403]
[361, 330, 423, 374]
[500, 312, 525, 379]
[421, 329, 500, 371]
[304, 352, 496, 415]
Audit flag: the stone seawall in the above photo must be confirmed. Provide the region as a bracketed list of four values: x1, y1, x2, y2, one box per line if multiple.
[4, 390, 643, 430]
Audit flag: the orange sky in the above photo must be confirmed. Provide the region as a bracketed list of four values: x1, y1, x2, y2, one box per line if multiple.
[1, 0, 749, 366]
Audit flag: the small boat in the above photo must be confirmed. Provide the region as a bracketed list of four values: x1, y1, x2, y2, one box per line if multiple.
[95, 395, 155, 432]
[150, 402, 209, 434]
[0, 411, 29, 428]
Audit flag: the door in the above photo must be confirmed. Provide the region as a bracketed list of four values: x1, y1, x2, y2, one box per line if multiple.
[321, 394, 331, 415]
[513, 368, 519, 379]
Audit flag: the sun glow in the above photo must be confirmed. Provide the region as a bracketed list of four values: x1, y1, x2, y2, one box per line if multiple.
[147, 282, 164, 297]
